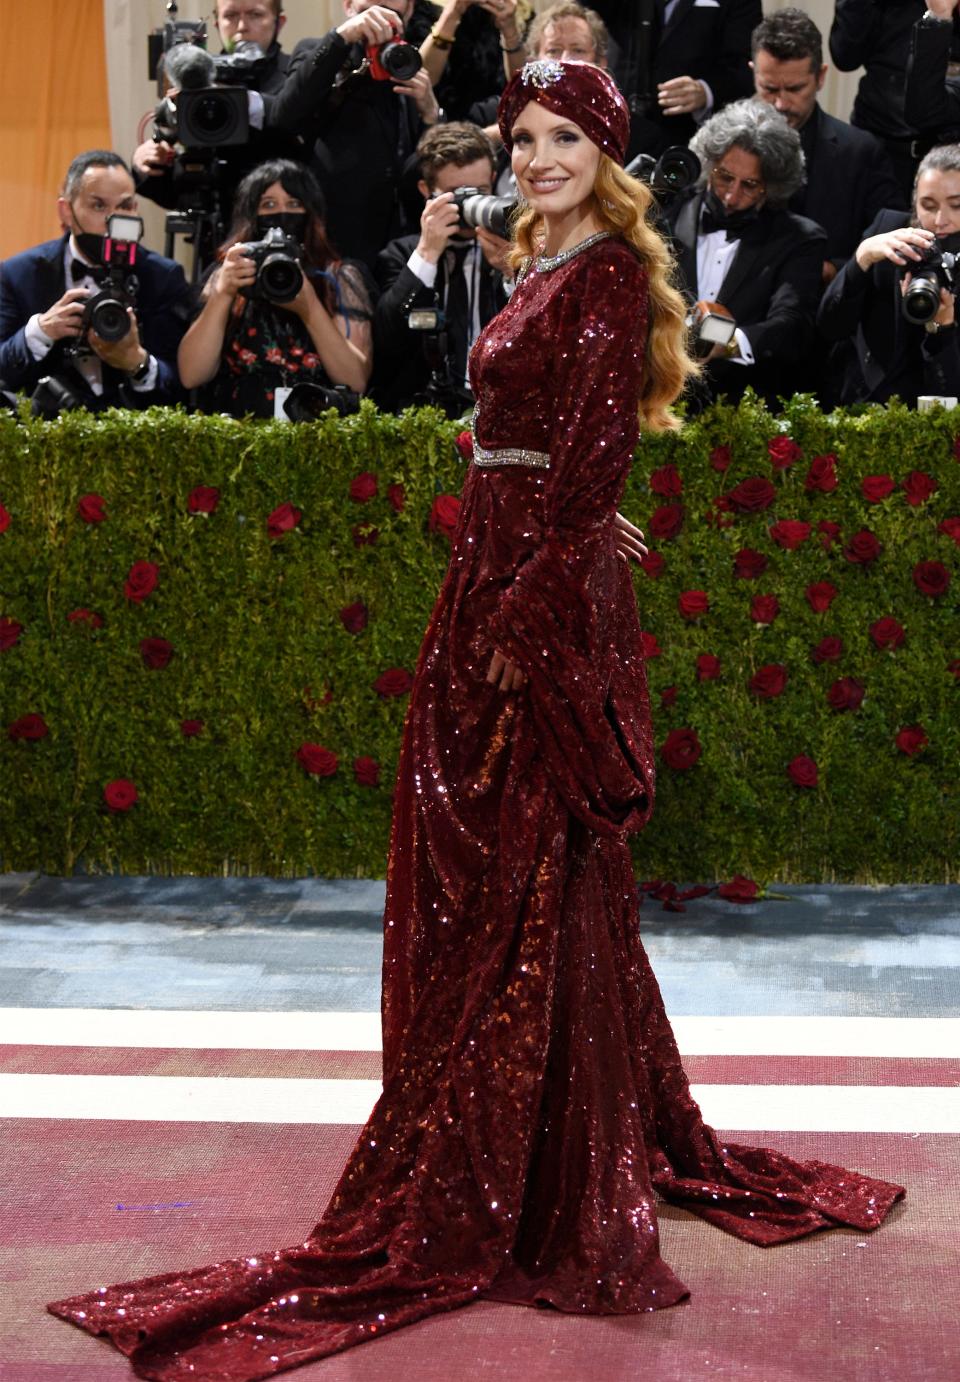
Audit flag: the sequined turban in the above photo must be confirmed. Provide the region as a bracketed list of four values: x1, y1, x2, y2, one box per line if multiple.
[498, 59, 630, 166]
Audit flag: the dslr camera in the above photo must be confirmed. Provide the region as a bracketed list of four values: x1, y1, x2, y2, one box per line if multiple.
[75, 214, 144, 346]
[901, 238, 959, 325]
[449, 188, 517, 239]
[237, 226, 304, 303]
[364, 38, 422, 82]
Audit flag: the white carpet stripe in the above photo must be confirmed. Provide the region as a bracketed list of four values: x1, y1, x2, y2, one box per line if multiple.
[2, 1010, 958, 1058]
[0, 1074, 956, 1132]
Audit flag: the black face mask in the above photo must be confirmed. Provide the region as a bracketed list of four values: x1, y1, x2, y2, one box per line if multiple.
[703, 186, 762, 234]
[72, 226, 106, 264]
[255, 212, 308, 243]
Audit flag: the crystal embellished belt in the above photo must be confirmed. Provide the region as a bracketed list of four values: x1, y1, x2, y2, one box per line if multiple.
[470, 417, 551, 470]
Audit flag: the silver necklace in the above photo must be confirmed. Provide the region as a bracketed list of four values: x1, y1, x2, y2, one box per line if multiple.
[534, 230, 613, 273]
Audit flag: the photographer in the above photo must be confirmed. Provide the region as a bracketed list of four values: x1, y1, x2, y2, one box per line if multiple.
[817, 145, 960, 407]
[372, 123, 510, 414]
[0, 151, 192, 413]
[177, 158, 373, 417]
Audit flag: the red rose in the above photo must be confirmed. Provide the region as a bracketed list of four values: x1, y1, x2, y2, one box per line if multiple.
[8, 713, 48, 741]
[862, 474, 894, 502]
[954, 435, 960, 461]
[349, 472, 378, 502]
[640, 550, 665, 578]
[806, 581, 838, 612]
[296, 742, 338, 776]
[733, 547, 768, 579]
[103, 779, 138, 812]
[805, 453, 838, 492]
[870, 616, 905, 651]
[340, 601, 368, 633]
[812, 635, 844, 664]
[717, 875, 760, 903]
[0, 616, 24, 651]
[267, 502, 302, 538]
[902, 470, 938, 507]
[387, 483, 406, 513]
[180, 719, 204, 737]
[696, 653, 721, 681]
[124, 560, 159, 602]
[649, 503, 684, 540]
[727, 476, 777, 512]
[750, 594, 779, 625]
[455, 430, 474, 461]
[188, 486, 220, 514]
[678, 589, 709, 620]
[639, 631, 662, 658]
[938, 517, 960, 546]
[67, 608, 103, 629]
[913, 560, 951, 597]
[787, 755, 818, 788]
[895, 724, 928, 756]
[843, 529, 882, 564]
[948, 658, 960, 679]
[660, 727, 702, 770]
[77, 493, 107, 523]
[709, 445, 732, 472]
[352, 524, 380, 546]
[429, 494, 462, 541]
[140, 637, 173, 669]
[650, 463, 683, 496]
[767, 436, 802, 470]
[818, 519, 841, 549]
[749, 663, 788, 699]
[660, 685, 678, 708]
[353, 755, 381, 787]
[769, 519, 811, 550]
[0, 502, 10, 533]
[374, 667, 413, 697]
[827, 676, 865, 711]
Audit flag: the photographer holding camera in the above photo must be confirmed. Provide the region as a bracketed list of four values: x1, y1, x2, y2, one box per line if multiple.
[372, 123, 511, 414]
[0, 151, 193, 414]
[817, 144, 960, 407]
[177, 158, 373, 417]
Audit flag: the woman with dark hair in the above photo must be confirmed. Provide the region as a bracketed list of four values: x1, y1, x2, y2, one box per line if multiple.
[178, 158, 373, 416]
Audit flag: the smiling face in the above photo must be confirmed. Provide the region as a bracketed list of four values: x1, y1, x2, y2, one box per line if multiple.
[510, 101, 601, 222]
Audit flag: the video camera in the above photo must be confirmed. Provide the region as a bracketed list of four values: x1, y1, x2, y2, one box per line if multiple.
[901, 238, 959, 325]
[153, 43, 250, 149]
[237, 227, 304, 303]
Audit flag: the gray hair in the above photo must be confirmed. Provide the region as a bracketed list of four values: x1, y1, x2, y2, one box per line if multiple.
[690, 99, 806, 209]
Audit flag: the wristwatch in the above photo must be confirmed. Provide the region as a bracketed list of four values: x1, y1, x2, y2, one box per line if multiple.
[128, 352, 152, 382]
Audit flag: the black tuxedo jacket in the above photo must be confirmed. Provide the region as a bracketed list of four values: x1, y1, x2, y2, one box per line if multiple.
[665, 189, 827, 408]
[817, 209, 960, 407]
[372, 233, 508, 412]
[0, 235, 194, 408]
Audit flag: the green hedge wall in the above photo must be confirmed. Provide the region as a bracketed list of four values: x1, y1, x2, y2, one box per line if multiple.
[1, 395, 958, 883]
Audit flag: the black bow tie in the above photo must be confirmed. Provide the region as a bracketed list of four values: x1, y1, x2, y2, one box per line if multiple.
[699, 206, 749, 242]
[71, 259, 96, 282]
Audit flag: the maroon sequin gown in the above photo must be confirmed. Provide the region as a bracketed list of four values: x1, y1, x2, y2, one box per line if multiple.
[49, 235, 904, 1379]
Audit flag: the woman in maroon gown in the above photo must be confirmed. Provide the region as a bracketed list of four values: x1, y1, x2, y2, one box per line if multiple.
[49, 60, 904, 1380]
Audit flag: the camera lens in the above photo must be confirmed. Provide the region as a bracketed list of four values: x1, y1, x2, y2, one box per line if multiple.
[902, 273, 942, 325]
[190, 91, 243, 143]
[380, 41, 422, 82]
[90, 297, 131, 342]
[259, 253, 304, 303]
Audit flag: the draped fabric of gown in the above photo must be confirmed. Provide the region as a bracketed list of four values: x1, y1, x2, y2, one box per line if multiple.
[49, 235, 904, 1380]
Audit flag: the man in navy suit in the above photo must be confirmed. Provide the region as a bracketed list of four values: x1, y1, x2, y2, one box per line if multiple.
[0, 151, 193, 412]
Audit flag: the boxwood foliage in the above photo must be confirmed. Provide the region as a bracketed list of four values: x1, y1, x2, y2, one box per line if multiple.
[0, 394, 957, 882]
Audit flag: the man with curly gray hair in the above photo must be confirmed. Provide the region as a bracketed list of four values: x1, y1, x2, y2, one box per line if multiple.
[662, 98, 827, 410]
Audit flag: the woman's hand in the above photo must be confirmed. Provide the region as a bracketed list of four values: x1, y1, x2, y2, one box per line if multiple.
[614, 512, 649, 564]
[855, 226, 935, 272]
[286, 270, 322, 322]
[487, 650, 526, 691]
[900, 274, 956, 329]
[212, 242, 258, 300]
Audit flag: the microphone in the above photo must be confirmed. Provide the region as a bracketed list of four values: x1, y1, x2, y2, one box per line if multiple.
[163, 42, 216, 91]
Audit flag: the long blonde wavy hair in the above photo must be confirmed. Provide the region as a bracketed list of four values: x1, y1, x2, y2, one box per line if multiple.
[508, 155, 698, 431]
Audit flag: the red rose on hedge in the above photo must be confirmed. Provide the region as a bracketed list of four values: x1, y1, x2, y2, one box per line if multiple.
[862, 474, 894, 502]
[68, 608, 104, 628]
[812, 635, 844, 663]
[709, 444, 732, 472]
[939, 517, 960, 545]
[650, 502, 684, 540]
[188, 485, 220, 514]
[678, 589, 709, 620]
[767, 436, 802, 470]
[140, 637, 173, 669]
[8, 713, 48, 741]
[455, 430, 474, 461]
[180, 719, 204, 737]
[124, 560, 159, 602]
[640, 631, 662, 658]
[660, 727, 702, 770]
[429, 494, 461, 541]
[103, 779, 138, 812]
[349, 472, 378, 502]
[374, 667, 413, 697]
[340, 601, 368, 633]
[296, 742, 338, 776]
[818, 519, 841, 549]
[660, 685, 678, 708]
[387, 482, 406, 512]
[751, 594, 779, 625]
[913, 560, 951, 597]
[902, 470, 938, 506]
[806, 581, 838, 612]
[640, 550, 665, 578]
[769, 519, 811, 550]
[650, 463, 682, 496]
[727, 476, 776, 512]
[352, 523, 379, 546]
[870, 616, 905, 650]
[267, 501, 302, 538]
[0, 502, 10, 533]
[696, 653, 721, 681]
[77, 493, 107, 523]
[733, 547, 768, 579]
[843, 529, 882, 564]
[0, 616, 24, 650]
[827, 676, 865, 711]
[717, 875, 760, 903]
[948, 658, 960, 678]
[805, 454, 838, 492]
[895, 724, 928, 756]
[787, 755, 818, 788]
[749, 663, 788, 699]
[354, 755, 381, 787]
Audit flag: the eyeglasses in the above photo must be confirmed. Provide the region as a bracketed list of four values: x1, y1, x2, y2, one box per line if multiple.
[711, 167, 765, 198]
